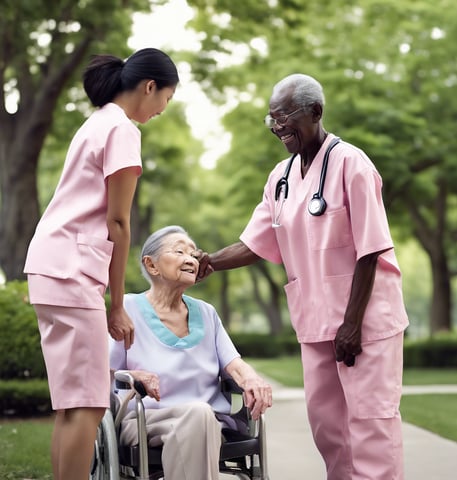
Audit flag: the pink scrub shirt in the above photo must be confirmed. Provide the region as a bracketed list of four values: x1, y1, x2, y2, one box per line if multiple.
[240, 134, 409, 343]
[24, 103, 142, 309]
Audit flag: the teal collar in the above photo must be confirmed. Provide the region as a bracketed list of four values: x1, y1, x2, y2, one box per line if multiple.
[135, 292, 204, 348]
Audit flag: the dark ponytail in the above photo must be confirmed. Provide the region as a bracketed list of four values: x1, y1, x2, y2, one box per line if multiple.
[83, 48, 179, 108]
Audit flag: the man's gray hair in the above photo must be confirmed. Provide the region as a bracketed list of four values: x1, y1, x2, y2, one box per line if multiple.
[273, 73, 325, 112]
[140, 225, 188, 283]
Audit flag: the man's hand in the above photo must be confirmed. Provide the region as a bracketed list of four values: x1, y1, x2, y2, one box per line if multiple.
[195, 249, 214, 281]
[108, 306, 135, 350]
[334, 321, 362, 367]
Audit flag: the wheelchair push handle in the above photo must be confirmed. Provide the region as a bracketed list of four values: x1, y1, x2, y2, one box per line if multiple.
[114, 370, 148, 398]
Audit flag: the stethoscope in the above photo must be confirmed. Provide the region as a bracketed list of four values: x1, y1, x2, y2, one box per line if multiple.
[273, 137, 341, 227]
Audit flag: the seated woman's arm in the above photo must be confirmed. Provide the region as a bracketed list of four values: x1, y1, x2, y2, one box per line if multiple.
[224, 358, 272, 420]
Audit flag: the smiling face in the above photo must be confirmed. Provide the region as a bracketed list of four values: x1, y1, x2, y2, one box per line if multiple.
[268, 84, 322, 157]
[131, 80, 177, 124]
[143, 233, 199, 287]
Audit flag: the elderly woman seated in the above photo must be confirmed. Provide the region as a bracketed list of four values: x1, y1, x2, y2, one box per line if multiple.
[109, 225, 273, 480]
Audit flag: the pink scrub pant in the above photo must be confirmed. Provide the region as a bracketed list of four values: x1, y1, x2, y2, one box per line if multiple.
[301, 332, 404, 480]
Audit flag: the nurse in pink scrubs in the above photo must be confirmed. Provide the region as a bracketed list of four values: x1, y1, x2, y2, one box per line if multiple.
[198, 74, 409, 479]
[24, 48, 179, 480]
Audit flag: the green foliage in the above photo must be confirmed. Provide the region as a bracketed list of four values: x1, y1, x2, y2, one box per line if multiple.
[0, 282, 46, 379]
[230, 332, 300, 358]
[404, 334, 457, 368]
[0, 379, 51, 416]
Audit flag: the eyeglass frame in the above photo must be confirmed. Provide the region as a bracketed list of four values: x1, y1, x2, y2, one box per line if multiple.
[264, 107, 303, 129]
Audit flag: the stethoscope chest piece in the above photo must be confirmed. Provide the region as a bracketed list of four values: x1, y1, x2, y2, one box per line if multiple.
[308, 194, 327, 216]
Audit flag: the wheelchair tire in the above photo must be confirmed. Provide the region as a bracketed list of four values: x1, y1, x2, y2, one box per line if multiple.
[90, 409, 120, 480]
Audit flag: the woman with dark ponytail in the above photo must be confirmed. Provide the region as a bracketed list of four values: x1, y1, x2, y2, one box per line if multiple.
[24, 48, 179, 480]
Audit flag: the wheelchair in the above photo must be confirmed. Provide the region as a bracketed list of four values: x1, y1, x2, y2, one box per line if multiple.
[90, 370, 269, 480]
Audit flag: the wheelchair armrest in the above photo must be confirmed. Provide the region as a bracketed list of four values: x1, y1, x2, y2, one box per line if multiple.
[221, 377, 244, 395]
[114, 370, 148, 398]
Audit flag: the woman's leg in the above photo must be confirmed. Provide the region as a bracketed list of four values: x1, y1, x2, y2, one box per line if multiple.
[52, 407, 105, 480]
[121, 402, 222, 480]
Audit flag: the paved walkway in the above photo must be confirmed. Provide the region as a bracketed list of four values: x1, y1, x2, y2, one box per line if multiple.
[222, 384, 457, 479]
[261, 384, 457, 479]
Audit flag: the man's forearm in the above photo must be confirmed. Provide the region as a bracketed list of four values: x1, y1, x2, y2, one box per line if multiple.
[210, 241, 260, 271]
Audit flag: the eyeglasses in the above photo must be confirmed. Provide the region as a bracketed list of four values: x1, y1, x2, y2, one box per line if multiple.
[264, 107, 303, 129]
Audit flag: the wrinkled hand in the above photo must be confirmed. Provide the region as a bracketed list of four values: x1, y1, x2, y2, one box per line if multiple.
[195, 249, 214, 282]
[240, 377, 273, 420]
[131, 370, 161, 401]
[108, 306, 135, 350]
[334, 321, 363, 367]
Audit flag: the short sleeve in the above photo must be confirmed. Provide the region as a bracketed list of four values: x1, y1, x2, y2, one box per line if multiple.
[240, 177, 283, 264]
[103, 123, 142, 179]
[348, 168, 394, 259]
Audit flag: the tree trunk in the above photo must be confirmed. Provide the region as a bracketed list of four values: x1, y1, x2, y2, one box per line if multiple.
[249, 262, 284, 335]
[429, 249, 452, 334]
[0, 36, 92, 280]
[407, 184, 452, 334]
[0, 137, 40, 280]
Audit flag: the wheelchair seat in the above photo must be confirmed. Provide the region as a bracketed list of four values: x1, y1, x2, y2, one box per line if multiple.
[90, 371, 269, 480]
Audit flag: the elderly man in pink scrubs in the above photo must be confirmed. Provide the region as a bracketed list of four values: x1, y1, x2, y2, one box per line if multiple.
[198, 73, 409, 479]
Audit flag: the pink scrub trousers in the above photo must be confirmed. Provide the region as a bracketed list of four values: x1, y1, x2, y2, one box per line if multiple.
[301, 332, 404, 480]
[34, 304, 110, 410]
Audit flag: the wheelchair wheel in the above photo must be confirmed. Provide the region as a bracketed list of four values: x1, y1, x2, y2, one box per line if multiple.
[90, 409, 120, 480]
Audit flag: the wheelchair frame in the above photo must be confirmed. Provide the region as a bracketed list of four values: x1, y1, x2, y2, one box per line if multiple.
[90, 370, 269, 480]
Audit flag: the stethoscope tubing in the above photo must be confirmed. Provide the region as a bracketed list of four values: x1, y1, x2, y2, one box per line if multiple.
[274, 137, 341, 216]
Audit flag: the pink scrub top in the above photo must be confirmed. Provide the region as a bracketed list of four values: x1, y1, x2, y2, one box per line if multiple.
[240, 134, 409, 343]
[24, 103, 142, 310]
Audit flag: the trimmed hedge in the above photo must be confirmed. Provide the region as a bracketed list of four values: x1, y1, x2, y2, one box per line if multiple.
[0, 281, 46, 379]
[403, 335, 457, 368]
[0, 379, 51, 416]
[229, 332, 300, 358]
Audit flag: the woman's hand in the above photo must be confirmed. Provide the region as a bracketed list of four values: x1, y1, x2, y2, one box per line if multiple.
[108, 305, 135, 350]
[240, 376, 273, 420]
[225, 357, 273, 420]
[130, 370, 161, 401]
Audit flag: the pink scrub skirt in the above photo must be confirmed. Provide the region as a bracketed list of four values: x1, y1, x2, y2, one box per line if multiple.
[34, 304, 110, 410]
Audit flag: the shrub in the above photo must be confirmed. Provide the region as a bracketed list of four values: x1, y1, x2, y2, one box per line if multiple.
[229, 332, 300, 358]
[0, 379, 51, 416]
[403, 334, 457, 368]
[0, 281, 46, 379]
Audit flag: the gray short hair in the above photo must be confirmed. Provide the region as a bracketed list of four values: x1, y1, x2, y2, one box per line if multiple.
[140, 225, 188, 283]
[273, 73, 325, 112]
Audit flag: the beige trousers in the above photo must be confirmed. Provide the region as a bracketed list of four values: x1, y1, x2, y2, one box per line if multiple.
[120, 401, 222, 480]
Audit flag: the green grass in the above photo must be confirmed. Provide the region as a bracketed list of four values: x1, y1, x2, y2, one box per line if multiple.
[0, 418, 53, 480]
[400, 394, 457, 442]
